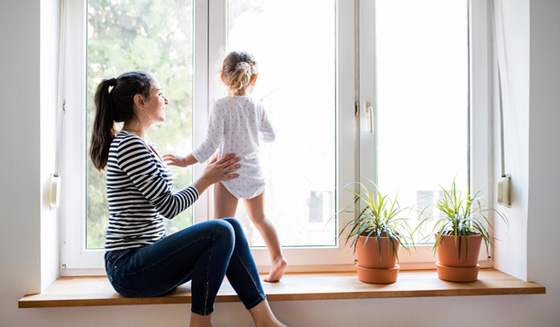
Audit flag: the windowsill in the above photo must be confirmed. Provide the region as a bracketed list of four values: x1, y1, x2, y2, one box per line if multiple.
[18, 268, 545, 308]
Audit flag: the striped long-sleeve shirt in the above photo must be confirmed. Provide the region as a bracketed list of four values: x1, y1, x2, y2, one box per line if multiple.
[104, 130, 199, 251]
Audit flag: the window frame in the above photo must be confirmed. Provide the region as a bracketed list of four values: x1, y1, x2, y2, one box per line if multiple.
[60, 0, 90, 275]
[59, 0, 492, 276]
[358, 0, 493, 267]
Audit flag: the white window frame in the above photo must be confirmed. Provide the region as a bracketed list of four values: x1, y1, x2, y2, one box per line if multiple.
[60, 0, 491, 276]
[358, 0, 492, 268]
[60, 0, 90, 275]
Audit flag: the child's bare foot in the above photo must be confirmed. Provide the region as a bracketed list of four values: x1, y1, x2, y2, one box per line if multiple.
[263, 257, 288, 282]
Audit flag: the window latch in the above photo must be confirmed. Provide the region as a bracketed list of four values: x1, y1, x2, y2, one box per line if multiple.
[366, 102, 374, 134]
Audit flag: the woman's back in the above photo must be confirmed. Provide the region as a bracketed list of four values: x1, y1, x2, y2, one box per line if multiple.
[105, 130, 198, 250]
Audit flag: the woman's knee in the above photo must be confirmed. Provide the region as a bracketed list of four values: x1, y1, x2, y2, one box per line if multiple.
[208, 219, 235, 245]
[221, 217, 242, 231]
[221, 218, 250, 242]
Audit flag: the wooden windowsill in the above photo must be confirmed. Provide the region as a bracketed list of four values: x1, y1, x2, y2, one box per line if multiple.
[18, 268, 545, 308]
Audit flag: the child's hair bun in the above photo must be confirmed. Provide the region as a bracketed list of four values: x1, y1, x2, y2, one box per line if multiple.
[236, 61, 252, 74]
[222, 51, 258, 95]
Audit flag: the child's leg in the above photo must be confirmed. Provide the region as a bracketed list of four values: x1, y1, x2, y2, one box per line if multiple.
[214, 182, 239, 219]
[243, 191, 287, 282]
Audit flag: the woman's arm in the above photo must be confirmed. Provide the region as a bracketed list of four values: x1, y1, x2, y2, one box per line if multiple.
[117, 136, 238, 219]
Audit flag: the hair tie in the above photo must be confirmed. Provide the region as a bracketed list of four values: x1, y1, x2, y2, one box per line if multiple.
[107, 77, 117, 86]
[236, 62, 250, 72]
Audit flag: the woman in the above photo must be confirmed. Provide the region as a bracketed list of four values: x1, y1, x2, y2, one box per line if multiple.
[90, 70, 287, 327]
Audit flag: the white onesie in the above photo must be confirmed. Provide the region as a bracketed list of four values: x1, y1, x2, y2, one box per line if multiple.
[192, 95, 275, 199]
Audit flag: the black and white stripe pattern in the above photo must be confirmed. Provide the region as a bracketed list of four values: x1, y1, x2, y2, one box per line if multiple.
[105, 130, 199, 251]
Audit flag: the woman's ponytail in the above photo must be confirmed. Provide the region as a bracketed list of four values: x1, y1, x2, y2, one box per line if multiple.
[90, 78, 117, 171]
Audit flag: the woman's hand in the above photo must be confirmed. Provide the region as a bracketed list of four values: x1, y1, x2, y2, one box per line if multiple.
[204, 153, 241, 183]
[193, 154, 240, 194]
[163, 153, 197, 167]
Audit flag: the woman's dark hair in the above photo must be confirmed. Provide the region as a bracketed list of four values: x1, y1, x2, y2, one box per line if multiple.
[90, 70, 154, 171]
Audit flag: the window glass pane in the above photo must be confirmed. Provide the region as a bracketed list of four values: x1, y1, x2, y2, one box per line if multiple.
[86, 0, 194, 249]
[227, 0, 337, 246]
[375, 0, 469, 236]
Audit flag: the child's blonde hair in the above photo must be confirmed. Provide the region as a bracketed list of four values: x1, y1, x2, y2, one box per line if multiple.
[221, 51, 258, 96]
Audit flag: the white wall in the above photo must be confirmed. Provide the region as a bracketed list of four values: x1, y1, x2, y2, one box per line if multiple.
[0, 0, 42, 325]
[491, 0, 530, 280]
[1, 0, 560, 326]
[526, 0, 560, 321]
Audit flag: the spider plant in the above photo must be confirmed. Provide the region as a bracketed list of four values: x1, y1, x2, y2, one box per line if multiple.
[339, 182, 414, 259]
[416, 180, 507, 257]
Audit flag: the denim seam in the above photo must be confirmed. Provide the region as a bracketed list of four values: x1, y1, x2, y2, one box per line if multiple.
[203, 280, 211, 315]
[202, 221, 219, 315]
[233, 247, 266, 308]
[203, 237, 214, 315]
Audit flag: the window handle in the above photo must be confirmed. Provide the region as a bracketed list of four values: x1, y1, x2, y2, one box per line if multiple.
[366, 102, 374, 134]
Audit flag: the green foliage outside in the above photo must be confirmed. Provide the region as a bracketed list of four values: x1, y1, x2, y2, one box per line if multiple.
[86, 0, 195, 248]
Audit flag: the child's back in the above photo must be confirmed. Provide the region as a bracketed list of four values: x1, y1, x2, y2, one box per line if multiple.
[192, 95, 275, 199]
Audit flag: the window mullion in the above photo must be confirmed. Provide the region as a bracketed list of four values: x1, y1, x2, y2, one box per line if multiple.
[193, 0, 213, 224]
[358, 0, 377, 187]
[469, 0, 492, 262]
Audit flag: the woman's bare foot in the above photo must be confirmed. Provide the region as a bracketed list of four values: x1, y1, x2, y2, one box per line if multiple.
[189, 312, 213, 327]
[263, 257, 288, 282]
[249, 299, 289, 327]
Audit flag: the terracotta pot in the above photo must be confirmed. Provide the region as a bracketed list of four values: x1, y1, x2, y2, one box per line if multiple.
[435, 233, 483, 282]
[436, 262, 480, 283]
[356, 234, 399, 269]
[356, 264, 400, 284]
[435, 234, 482, 267]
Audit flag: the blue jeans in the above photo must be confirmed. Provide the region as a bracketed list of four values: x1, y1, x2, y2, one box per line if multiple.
[105, 218, 266, 315]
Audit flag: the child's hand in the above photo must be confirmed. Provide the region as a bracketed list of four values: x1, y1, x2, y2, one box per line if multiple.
[163, 154, 191, 167]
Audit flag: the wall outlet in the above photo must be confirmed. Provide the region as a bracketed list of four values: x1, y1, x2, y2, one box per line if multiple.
[49, 173, 61, 209]
[497, 174, 511, 207]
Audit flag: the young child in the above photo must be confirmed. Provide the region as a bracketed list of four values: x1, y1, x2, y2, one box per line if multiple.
[164, 51, 287, 282]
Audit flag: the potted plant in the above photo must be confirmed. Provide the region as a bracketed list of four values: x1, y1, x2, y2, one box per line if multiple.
[416, 180, 506, 282]
[339, 182, 414, 284]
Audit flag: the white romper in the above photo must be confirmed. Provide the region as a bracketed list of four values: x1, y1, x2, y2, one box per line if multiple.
[192, 96, 275, 199]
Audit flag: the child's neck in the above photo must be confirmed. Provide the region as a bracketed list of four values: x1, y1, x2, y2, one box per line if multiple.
[229, 88, 250, 97]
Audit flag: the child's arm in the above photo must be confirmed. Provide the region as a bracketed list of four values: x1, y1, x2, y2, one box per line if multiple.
[191, 102, 225, 162]
[163, 153, 198, 167]
[259, 105, 276, 142]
